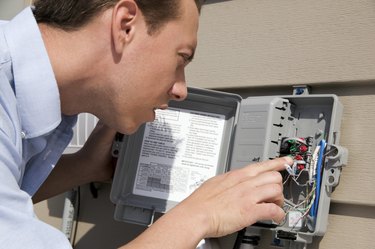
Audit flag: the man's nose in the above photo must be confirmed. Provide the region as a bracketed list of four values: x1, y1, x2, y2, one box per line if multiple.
[168, 80, 188, 101]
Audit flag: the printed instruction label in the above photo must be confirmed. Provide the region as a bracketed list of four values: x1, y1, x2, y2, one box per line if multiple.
[133, 107, 225, 202]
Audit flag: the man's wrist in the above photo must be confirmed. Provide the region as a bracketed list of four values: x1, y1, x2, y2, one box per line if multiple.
[161, 203, 209, 246]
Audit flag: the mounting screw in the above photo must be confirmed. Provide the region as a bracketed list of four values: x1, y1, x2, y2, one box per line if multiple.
[296, 88, 304, 95]
[293, 85, 311, 95]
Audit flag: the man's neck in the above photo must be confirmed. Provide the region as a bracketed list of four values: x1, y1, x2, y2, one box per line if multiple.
[38, 11, 113, 116]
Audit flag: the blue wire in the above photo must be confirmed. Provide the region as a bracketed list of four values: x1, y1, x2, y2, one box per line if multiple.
[310, 139, 326, 218]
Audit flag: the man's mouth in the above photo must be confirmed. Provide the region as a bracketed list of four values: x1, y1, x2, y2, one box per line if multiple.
[154, 104, 169, 110]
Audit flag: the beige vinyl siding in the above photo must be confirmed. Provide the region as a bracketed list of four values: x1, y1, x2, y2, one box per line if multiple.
[187, 0, 375, 89]
[0, 0, 31, 20]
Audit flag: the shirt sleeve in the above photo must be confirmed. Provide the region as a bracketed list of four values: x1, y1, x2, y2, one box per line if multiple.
[0, 127, 72, 249]
[0, 80, 72, 249]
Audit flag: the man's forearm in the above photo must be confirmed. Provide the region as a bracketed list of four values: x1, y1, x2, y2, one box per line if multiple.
[119, 203, 207, 249]
[32, 153, 91, 203]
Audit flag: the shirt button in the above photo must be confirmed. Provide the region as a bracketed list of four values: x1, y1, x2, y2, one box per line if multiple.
[21, 131, 26, 139]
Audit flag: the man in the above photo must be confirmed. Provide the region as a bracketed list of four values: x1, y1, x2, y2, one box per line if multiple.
[0, 0, 292, 248]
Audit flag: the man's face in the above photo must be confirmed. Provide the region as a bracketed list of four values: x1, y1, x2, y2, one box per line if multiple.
[107, 0, 199, 134]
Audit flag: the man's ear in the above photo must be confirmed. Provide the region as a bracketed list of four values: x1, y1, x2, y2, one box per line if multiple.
[112, 0, 138, 54]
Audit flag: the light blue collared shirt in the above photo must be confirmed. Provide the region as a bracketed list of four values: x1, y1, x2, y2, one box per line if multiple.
[0, 7, 76, 248]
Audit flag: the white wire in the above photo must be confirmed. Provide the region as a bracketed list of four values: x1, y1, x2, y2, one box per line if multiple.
[310, 145, 320, 183]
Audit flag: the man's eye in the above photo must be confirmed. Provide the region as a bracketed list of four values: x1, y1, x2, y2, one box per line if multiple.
[183, 55, 189, 63]
[180, 53, 192, 65]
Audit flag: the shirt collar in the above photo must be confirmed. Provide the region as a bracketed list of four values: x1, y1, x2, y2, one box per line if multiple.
[3, 7, 61, 139]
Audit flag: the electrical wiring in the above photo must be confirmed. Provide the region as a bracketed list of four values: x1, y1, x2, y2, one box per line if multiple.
[290, 169, 309, 187]
[283, 183, 316, 232]
[71, 186, 81, 248]
[283, 188, 316, 231]
[232, 228, 246, 249]
[309, 145, 320, 184]
[283, 174, 291, 185]
[289, 193, 315, 232]
[310, 139, 326, 218]
[233, 135, 328, 249]
[285, 182, 316, 211]
[284, 182, 315, 210]
[279, 136, 325, 232]
[283, 137, 308, 146]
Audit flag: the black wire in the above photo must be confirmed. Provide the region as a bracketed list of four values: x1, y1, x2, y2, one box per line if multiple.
[72, 186, 81, 248]
[232, 228, 246, 249]
[89, 182, 98, 199]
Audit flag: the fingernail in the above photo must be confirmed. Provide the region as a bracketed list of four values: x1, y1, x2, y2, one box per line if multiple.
[284, 156, 293, 165]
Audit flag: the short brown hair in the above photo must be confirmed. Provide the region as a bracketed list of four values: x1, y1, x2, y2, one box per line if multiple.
[33, 0, 204, 34]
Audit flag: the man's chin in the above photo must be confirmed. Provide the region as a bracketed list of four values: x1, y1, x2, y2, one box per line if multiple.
[118, 123, 142, 135]
[125, 119, 157, 135]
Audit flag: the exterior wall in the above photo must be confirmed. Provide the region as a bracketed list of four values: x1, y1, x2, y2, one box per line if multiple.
[8, 0, 375, 248]
[0, 0, 31, 20]
[187, 0, 375, 89]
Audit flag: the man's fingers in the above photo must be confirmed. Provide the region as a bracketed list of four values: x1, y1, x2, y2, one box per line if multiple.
[253, 203, 286, 224]
[245, 156, 293, 176]
[209, 157, 291, 195]
[252, 183, 284, 205]
[246, 171, 283, 189]
[226, 156, 291, 186]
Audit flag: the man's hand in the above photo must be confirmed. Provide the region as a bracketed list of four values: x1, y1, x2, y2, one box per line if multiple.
[171, 156, 292, 238]
[75, 120, 117, 183]
[123, 157, 292, 249]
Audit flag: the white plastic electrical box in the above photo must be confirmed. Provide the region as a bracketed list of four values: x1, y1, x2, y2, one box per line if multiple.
[110, 86, 348, 245]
